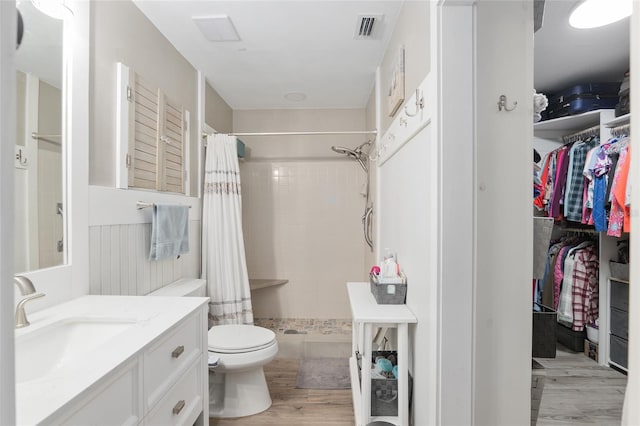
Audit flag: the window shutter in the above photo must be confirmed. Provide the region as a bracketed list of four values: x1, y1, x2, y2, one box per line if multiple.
[128, 73, 160, 190]
[159, 94, 185, 193]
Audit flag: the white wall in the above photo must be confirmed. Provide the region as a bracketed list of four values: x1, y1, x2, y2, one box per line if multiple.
[0, 2, 16, 423]
[376, 2, 533, 425]
[90, 0, 199, 194]
[87, 186, 202, 296]
[235, 109, 369, 319]
[622, 3, 639, 424]
[473, 2, 533, 424]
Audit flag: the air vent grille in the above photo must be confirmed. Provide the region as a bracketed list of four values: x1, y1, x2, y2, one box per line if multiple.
[355, 14, 383, 39]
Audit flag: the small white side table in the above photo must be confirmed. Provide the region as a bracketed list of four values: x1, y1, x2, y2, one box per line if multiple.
[347, 282, 417, 426]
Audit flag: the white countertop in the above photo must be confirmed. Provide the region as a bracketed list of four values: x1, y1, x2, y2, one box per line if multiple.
[347, 282, 417, 323]
[15, 295, 209, 425]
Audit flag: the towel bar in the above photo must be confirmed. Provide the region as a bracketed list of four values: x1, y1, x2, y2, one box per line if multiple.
[136, 201, 192, 210]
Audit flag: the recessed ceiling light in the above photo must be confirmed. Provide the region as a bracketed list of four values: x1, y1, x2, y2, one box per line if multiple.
[284, 92, 307, 102]
[569, 0, 631, 29]
[193, 15, 241, 42]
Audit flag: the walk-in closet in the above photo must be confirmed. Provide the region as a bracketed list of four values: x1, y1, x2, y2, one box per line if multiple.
[531, 2, 630, 424]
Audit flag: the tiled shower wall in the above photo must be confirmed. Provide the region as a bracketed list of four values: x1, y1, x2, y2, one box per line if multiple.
[241, 160, 367, 319]
[88, 221, 201, 295]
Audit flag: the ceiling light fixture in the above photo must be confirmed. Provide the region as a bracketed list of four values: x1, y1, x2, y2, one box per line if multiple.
[193, 15, 240, 42]
[31, 0, 73, 20]
[569, 0, 631, 29]
[284, 92, 307, 102]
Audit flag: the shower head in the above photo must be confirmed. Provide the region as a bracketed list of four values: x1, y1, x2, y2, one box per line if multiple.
[331, 144, 368, 172]
[331, 145, 359, 159]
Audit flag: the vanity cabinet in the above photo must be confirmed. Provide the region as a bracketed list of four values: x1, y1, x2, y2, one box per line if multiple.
[57, 359, 141, 426]
[35, 299, 209, 426]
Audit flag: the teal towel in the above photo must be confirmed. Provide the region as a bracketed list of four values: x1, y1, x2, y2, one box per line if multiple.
[149, 204, 189, 261]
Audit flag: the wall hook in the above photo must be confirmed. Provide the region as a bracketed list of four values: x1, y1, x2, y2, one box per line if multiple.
[404, 89, 424, 117]
[498, 95, 517, 112]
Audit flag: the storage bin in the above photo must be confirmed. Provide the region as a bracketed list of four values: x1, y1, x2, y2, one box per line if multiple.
[609, 261, 629, 281]
[532, 303, 556, 358]
[611, 280, 629, 311]
[556, 323, 585, 352]
[610, 334, 628, 369]
[369, 273, 407, 305]
[356, 351, 413, 417]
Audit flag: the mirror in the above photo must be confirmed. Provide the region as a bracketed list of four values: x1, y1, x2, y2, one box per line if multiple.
[14, 0, 64, 274]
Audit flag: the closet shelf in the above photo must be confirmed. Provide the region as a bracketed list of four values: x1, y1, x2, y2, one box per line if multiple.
[534, 110, 605, 133]
[605, 113, 631, 128]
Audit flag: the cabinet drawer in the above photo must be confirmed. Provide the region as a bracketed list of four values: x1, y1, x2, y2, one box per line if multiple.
[610, 334, 628, 369]
[144, 311, 203, 411]
[610, 307, 628, 339]
[59, 359, 140, 426]
[610, 280, 629, 312]
[144, 359, 203, 426]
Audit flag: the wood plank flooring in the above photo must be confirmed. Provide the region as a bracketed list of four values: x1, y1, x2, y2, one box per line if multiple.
[209, 358, 354, 426]
[209, 342, 626, 425]
[535, 346, 627, 426]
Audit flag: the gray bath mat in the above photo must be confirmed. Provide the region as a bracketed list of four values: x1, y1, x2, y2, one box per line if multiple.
[295, 357, 351, 389]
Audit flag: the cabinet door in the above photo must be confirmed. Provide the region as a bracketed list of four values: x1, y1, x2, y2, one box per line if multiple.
[56, 359, 141, 426]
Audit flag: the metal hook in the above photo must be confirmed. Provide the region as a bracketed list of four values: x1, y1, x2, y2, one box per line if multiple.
[404, 89, 424, 117]
[497, 95, 517, 112]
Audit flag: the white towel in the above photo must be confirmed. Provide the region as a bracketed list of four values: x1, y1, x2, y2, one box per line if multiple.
[149, 203, 189, 261]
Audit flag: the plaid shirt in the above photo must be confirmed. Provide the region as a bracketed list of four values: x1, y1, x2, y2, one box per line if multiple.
[571, 245, 599, 331]
[564, 138, 600, 222]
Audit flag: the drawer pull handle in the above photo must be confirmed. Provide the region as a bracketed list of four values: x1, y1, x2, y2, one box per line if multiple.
[172, 400, 186, 415]
[171, 345, 185, 358]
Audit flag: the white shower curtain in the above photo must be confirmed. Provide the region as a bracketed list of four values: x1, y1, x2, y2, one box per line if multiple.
[201, 134, 253, 325]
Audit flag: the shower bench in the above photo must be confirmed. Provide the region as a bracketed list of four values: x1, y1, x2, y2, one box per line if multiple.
[248, 279, 288, 291]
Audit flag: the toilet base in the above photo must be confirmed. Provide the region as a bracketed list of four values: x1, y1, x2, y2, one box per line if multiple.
[209, 367, 272, 418]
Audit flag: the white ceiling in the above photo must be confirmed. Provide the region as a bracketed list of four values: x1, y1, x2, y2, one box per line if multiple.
[534, 0, 630, 94]
[133, 0, 404, 110]
[21, 1, 629, 109]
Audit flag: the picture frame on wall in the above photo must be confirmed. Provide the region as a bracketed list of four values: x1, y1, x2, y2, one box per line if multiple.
[388, 46, 405, 117]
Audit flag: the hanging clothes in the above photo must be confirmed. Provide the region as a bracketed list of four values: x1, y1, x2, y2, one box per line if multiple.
[201, 134, 254, 325]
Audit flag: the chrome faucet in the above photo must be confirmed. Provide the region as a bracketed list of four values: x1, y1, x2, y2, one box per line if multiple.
[14, 276, 45, 328]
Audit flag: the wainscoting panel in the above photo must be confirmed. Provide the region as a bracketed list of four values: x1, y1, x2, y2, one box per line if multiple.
[89, 220, 201, 296]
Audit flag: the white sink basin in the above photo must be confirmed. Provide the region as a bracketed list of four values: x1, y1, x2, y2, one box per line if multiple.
[15, 317, 136, 384]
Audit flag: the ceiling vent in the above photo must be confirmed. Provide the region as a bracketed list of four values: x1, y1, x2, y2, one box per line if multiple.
[354, 14, 383, 40]
[193, 15, 240, 42]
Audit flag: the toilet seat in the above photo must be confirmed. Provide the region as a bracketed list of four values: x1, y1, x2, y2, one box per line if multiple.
[208, 325, 276, 354]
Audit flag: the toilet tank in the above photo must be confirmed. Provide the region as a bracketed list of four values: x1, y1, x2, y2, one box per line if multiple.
[147, 278, 206, 297]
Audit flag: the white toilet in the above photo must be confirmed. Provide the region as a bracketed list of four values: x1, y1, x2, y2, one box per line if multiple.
[148, 278, 278, 418]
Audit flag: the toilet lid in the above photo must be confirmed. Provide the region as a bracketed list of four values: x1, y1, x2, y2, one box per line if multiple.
[208, 325, 276, 353]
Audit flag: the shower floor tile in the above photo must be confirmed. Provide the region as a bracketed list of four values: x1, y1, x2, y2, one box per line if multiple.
[254, 318, 352, 335]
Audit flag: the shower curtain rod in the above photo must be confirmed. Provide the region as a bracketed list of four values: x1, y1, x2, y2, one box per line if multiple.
[202, 130, 377, 138]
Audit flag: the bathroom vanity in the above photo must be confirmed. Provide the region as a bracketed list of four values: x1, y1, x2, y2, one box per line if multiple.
[15, 295, 209, 425]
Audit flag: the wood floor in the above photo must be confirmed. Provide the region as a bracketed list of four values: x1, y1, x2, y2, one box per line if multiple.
[209, 345, 626, 425]
[535, 345, 627, 426]
[209, 358, 354, 426]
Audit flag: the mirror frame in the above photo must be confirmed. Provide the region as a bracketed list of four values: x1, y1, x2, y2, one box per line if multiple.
[18, 0, 89, 310]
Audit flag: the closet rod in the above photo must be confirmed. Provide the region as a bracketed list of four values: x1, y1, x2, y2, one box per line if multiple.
[202, 130, 377, 138]
[610, 123, 631, 137]
[562, 125, 600, 144]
